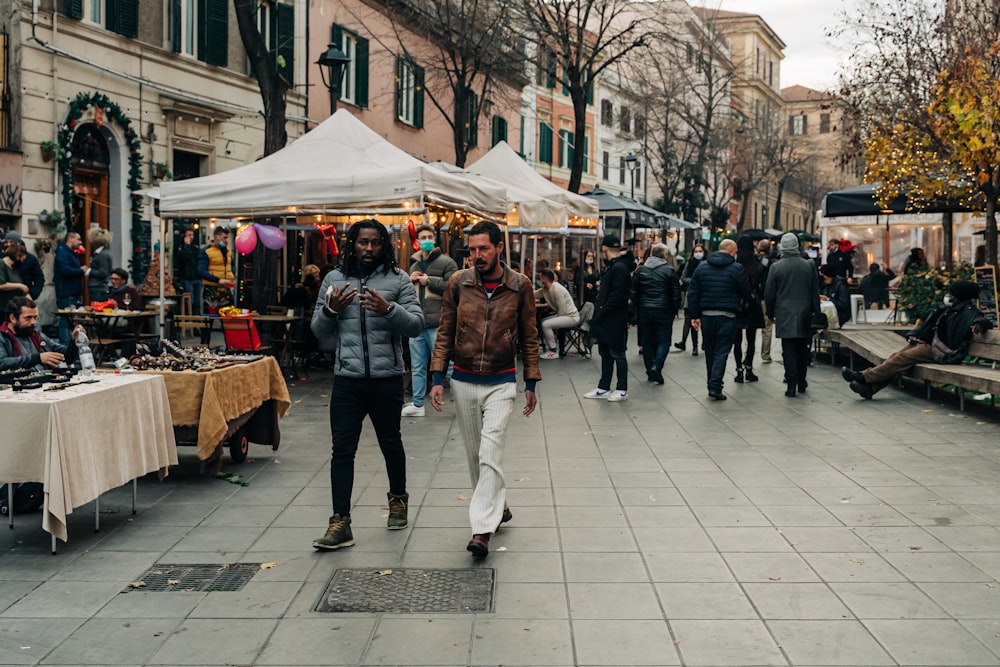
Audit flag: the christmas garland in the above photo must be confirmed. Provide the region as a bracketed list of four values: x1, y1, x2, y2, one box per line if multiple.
[55, 91, 149, 282]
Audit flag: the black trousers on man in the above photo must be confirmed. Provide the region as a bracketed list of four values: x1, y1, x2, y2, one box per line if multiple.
[701, 314, 737, 395]
[328, 375, 407, 517]
[597, 325, 629, 392]
[781, 338, 812, 391]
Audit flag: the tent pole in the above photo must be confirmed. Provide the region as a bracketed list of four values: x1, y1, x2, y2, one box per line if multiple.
[532, 236, 538, 284]
[504, 224, 511, 267]
[158, 215, 167, 340]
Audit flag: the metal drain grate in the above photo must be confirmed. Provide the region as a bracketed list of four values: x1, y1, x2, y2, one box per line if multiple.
[125, 563, 261, 592]
[315, 568, 494, 613]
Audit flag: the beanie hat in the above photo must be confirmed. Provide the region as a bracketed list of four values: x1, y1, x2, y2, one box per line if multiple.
[779, 233, 799, 251]
[3, 230, 22, 245]
[948, 280, 979, 302]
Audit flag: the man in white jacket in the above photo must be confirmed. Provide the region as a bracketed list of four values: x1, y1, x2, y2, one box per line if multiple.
[534, 269, 579, 359]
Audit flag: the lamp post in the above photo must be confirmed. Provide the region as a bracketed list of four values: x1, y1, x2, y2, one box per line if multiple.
[316, 43, 351, 114]
[624, 152, 638, 200]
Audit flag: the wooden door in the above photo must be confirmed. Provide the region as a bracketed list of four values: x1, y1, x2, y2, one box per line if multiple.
[73, 167, 109, 302]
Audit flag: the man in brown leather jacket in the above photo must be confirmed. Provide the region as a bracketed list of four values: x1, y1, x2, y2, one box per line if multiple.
[429, 220, 541, 558]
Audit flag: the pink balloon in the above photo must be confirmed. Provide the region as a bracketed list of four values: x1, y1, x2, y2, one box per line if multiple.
[235, 224, 257, 255]
[254, 223, 286, 250]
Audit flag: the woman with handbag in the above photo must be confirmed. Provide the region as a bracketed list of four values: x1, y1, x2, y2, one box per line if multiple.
[674, 244, 706, 355]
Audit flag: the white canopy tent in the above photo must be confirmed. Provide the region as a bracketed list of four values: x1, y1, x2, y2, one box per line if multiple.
[159, 109, 509, 220]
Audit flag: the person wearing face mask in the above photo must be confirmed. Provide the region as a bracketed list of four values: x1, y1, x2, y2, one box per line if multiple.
[574, 250, 600, 304]
[402, 225, 457, 417]
[0, 296, 82, 371]
[674, 244, 706, 355]
[197, 226, 236, 311]
[841, 280, 992, 399]
[583, 235, 636, 401]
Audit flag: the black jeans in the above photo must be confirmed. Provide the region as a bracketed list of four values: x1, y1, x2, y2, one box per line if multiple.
[701, 314, 737, 394]
[733, 327, 758, 367]
[639, 310, 672, 372]
[328, 375, 406, 516]
[781, 338, 812, 387]
[597, 335, 628, 391]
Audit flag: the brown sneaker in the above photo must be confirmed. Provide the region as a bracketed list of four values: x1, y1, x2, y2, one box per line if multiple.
[387, 492, 409, 530]
[495, 505, 512, 533]
[467, 533, 490, 558]
[313, 514, 354, 550]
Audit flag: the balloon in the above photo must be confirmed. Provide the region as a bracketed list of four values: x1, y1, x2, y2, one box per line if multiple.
[235, 224, 257, 255]
[254, 223, 286, 250]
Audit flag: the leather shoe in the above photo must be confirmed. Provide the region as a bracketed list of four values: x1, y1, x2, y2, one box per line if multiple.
[841, 367, 864, 383]
[654, 369, 665, 385]
[708, 392, 727, 401]
[797, 381, 808, 393]
[785, 386, 796, 397]
[849, 381, 874, 399]
[496, 505, 513, 533]
[467, 533, 490, 558]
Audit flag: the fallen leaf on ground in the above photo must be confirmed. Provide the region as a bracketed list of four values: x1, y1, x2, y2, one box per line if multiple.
[922, 409, 934, 413]
[377, 569, 394, 576]
[458, 494, 471, 501]
[908, 546, 923, 551]
[127, 581, 146, 588]
[768, 576, 781, 581]
[260, 562, 278, 569]
[850, 558, 865, 564]
[167, 579, 181, 585]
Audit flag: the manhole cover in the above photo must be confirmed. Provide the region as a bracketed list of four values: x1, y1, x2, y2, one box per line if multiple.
[315, 568, 494, 613]
[125, 563, 261, 592]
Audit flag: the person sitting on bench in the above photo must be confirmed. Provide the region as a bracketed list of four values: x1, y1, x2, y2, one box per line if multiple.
[841, 280, 992, 399]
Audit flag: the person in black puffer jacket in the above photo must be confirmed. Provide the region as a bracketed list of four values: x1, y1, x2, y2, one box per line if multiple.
[819, 264, 851, 328]
[675, 244, 706, 355]
[686, 239, 752, 400]
[733, 236, 767, 383]
[630, 243, 680, 384]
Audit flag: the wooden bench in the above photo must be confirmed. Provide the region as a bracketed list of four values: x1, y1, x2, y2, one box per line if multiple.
[821, 327, 1000, 410]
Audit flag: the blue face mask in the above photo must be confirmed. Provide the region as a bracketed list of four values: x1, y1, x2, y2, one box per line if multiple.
[217, 241, 227, 249]
[419, 240, 435, 253]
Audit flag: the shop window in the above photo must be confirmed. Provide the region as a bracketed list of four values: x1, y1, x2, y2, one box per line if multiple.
[332, 24, 369, 108]
[396, 57, 424, 129]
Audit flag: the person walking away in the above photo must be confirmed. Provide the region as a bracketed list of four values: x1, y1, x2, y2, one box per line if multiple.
[403, 225, 457, 416]
[174, 227, 202, 314]
[764, 233, 820, 397]
[841, 281, 991, 399]
[686, 239, 752, 400]
[536, 269, 579, 359]
[86, 228, 113, 302]
[757, 239, 775, 363]
[310, 219, 424, 550]
[674, 244, 705, 355]
[575, 250, 600, 305]
[860, 263, 893, 309]
[428, 221, 540, 558]
[54, 232, 90, 345]
[630, 243, 680, 384]
[2, 231, 44, 300]
[733, 236, 766, 383]
[819, 264, 850, 328]
[584, 235, 635, 401]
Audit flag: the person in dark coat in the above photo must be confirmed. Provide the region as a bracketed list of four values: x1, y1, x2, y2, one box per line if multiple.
[764, 233, 820, 397]
[825, 239, 854, 279]
[2, 231, 44, 300]
[54, 232, 90, 345]
[860, 263, 894, 308]
[732, 237, 767, 383]
[574, 249, 601, 304]
[173, 227, 202, 313]
[630, 243, 681, 385]
[842, 281, 992, 399]
[674, 244, 706, 355]
[819, 264, 851, 327]
[584, 235, 635, 401]
[86, 227, 113, 302]
[686, 239, 752, 400]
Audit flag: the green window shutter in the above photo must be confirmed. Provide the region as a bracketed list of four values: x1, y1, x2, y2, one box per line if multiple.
[200, 0, 229, 67]
[170, 0, 181, 52]
[413, 65, 425, 129]
[118, 0, 138, 38]
[331, 23, 342, 45]
[105, 0, 119, 31]
[276, 3, 295, 85]
[491, 116, 507, 146]
[539, 123, 553, 164]
[582, 134, 589, 173]
[395, 57, 404, 120]
[545, 51, 556, 89]
[66, 0, 83, 19]
[355, 36, 369, 108]
[519, 115, 525, 154]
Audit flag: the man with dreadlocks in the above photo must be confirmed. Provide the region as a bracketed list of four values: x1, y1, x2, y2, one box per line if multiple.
[310, 219, 424, 551]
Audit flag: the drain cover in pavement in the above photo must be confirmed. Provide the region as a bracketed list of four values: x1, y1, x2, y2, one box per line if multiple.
[315, 568, 495, 613]
[126, 563, 261, 592]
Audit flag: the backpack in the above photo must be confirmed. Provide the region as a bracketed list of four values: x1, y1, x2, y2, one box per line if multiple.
[0, 482, 45, 515]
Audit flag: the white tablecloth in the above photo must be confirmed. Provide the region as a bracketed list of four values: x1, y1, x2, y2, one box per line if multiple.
[0, 374, 178, 541]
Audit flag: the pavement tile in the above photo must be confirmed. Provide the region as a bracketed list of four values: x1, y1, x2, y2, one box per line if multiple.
[671, 619, 785, 666]
[633, 526, 714, 552]
[560, 526, 637, 552]
[363, 616, 473, 665]
[645, 552, 735, 582]
[705, 526, 793, 552]
[690, 505, 771, 526]
[882, 551, 994, 581]
[0, 618, 85, 665]
[0, 581, 124, 619]
[40, 618, 180, 665]
[925, 525, 1000, 551]
[572, 619, 680, 665]
[95, 592, 207, 619]
[766, 619, 894, 665]
[836, 578, 951, 620]
[744, 582, 853, 619]
[960, 619, 1000, 659]
[255, 618, 376, 665]
[918, 582, 1000, 618]
[656, 582, 758, 619]
[723, 553, 821, 582]
[781, 526, 873, 552]
[187, 581, 302, 618]
[563, 552, 650, 582]
[469, 618, 573, 666]
[863, 619, 999, 665]
[555, 506, 627, 527]
[960, 552, 1000, 580]
[853, 526, 951, 552]
[758, 505, 842, 527]
[0, 581, 41, 614]
[567, 582, 663, 619]
[623, 505, 700, 527]
[493, 583, 568, 618]
[145, 618, 277, 665]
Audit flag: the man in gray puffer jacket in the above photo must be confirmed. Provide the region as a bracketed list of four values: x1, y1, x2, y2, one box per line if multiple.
[311, 219, 424, 551]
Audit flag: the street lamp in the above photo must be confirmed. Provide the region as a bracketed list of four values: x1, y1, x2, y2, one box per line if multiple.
[316, 43, 351, 114]
[624, 152, 638, 200]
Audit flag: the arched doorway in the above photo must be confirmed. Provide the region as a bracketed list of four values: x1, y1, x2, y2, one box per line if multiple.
[70, 125, 110, 301]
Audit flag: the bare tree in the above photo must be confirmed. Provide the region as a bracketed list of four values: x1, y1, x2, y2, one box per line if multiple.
[519, 0, 655, 192]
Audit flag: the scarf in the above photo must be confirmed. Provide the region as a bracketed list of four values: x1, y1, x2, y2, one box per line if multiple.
[0, 321, 43, 357]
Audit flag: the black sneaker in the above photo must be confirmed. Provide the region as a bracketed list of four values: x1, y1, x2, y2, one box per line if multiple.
[313, 514, 354, 550]
[387, 493, 409, 530]
[841, 367, 864, 383]
[849, 381, 874, 399]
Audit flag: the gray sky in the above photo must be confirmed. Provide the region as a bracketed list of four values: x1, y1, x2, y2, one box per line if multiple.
[712, 0, 846, 92]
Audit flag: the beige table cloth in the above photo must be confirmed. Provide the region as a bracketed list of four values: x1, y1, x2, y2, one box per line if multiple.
[0, 373, 178, 542]
[149, 356, 291, 460]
